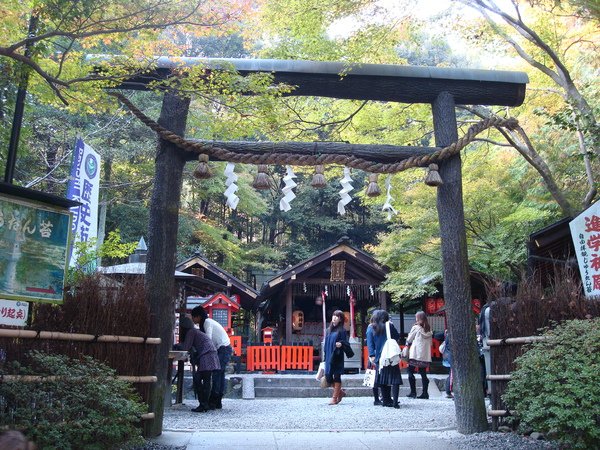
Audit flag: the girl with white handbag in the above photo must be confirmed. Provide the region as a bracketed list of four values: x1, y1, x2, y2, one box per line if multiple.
[367, 310, 403, 408]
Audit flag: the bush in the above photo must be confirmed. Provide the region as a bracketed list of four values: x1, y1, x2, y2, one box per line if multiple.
[503, 318, 600, 449]
[0, 351, 146, 450]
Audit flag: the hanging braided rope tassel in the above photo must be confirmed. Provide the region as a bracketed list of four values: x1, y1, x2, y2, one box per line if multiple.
[193, 154, 212, 179]
[424, 164, 443, 187]
[365, 173, 381, 197]
[252, 164, 271, 190]
[311, 165, 327, 188]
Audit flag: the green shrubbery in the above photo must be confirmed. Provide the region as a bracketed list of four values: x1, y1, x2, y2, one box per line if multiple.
[503, 318, 600, 449]
[0, 351, 146, 450]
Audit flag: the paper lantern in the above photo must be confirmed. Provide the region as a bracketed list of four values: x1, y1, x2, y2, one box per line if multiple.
[292, 310, 304, 331]
[424, 298, 437, 315]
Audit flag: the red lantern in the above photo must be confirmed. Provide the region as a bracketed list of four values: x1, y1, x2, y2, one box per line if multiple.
[435, 298, 445, 312]
[424, 298, 437, 315]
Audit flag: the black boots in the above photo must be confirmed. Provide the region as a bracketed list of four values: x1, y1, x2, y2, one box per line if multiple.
[373, 387, 382, 406]
[407, 374, 417, 398]
[392, 384, 400, 408]
[418, 377, 429, 399]
[381, 385, 393, 407]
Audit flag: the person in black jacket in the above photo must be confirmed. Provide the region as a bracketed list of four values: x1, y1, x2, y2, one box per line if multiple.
[323, 310, 350, 405]
[367, 310, 403, 408]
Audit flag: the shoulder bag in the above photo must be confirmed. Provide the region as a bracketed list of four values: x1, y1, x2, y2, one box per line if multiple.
[379, 321, 402, 371]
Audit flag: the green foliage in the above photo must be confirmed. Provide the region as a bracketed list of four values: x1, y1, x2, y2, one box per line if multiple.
[503, 318, 600, 449]
[0, 351, 146, 450]
[68, 230, 137, 282]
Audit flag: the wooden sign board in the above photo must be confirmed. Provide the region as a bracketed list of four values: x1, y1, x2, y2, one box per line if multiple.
[0, 193, 72, 303]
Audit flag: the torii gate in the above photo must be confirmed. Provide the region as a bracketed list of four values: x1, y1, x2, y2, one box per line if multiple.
[111, 58, 527, 436]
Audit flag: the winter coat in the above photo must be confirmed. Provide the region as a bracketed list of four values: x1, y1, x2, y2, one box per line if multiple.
[324, 327, 349, 376]
[181, 327, 220, 372]
[367, 322, 400, 366]
[407, 324, 433, 363]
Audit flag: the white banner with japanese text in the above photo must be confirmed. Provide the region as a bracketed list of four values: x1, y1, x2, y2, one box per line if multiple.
[66, 138, 101, 267]
[0, 299, 29, 326]
[569, 201, 600, 298]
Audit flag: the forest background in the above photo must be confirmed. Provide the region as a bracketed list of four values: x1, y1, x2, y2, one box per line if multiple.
[0, 0, 598, 304]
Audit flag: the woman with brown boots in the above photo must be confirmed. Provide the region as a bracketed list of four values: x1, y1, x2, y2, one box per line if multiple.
[323, 310, 350, 405]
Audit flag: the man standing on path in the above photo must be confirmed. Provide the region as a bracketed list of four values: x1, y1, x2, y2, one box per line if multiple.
[191, 305, 233, 409]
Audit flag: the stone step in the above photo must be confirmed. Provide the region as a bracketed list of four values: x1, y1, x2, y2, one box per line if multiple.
[254, 377, 372, 388]
[253, 376, 427, 388]
[254, 385, 417, 398]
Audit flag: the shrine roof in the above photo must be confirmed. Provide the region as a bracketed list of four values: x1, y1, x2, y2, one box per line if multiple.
[176, 252, 259, 310]
[259, 236, 388, 299]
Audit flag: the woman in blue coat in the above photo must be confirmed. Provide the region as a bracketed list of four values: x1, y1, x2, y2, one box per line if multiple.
[323, 310, 350, 405]
[367, 309, 403, 408]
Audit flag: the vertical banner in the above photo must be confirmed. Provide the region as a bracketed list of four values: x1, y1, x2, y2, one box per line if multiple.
[569, 201, 600, 298]
[66, 138, 101, 267]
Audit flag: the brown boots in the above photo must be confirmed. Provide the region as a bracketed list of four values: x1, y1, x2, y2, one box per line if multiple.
[329, 382, 345, 405]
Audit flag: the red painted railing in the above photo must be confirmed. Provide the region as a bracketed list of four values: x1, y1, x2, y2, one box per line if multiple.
[246, 345, 280, 371]
[280, 345, 314, 371]
[246, 345, 313, 372]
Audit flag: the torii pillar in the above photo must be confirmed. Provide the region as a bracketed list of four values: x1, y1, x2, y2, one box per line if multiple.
[433, 92, 487, 433]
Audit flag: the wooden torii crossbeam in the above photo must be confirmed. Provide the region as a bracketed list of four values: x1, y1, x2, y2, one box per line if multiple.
[108, 57, 528, 436]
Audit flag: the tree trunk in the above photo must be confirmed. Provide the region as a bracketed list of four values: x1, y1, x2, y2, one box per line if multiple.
[143, 92, 190, 437]
[433, 92, 488, 434]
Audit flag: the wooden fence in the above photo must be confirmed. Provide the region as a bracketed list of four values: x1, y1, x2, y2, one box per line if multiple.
[486, 335, 548, 429]
[246, 345, 314, 371]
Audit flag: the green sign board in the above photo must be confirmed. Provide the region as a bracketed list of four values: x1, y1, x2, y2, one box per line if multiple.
[0, 193, 72, 303]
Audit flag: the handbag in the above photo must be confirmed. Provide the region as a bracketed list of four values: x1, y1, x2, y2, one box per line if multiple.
[401, 345, 409, 360]
[315, 362, 325, 381]
[320, 376, 331, 388]
[439, 340, 446, 355]
[343, 342, 355, 358]
[363, 364, 376, 388]
[380, 321, 401, 371]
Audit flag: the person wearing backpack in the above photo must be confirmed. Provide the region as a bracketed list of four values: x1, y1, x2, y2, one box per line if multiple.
[405, 311, 433, 399]
[367, 309, 403, 408]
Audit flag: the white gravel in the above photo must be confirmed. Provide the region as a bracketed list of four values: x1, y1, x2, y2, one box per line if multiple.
[161, 396, 557, 449]
[164, 396, 456, 432]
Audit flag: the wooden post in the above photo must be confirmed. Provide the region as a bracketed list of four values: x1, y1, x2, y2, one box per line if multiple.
[432, 92, 488, 434]
[285, 284, 293, 343]
[378, 291, 387, 311]
[144, 92, 190, 438]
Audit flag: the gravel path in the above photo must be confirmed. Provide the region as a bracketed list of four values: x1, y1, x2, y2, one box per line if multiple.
[156, 396, 557, 449]
[164, 396, 455, 431]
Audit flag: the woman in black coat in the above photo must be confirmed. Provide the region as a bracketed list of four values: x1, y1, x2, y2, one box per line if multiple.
[323, 310, 350, 405]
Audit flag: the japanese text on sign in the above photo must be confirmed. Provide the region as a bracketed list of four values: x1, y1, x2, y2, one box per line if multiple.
[570, 202, 600, 297]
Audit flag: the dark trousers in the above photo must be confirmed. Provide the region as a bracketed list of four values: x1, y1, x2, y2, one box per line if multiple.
[193, 370, 213, 409]
[211, 345, 233, 397]
[479, 354, 487, 396]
